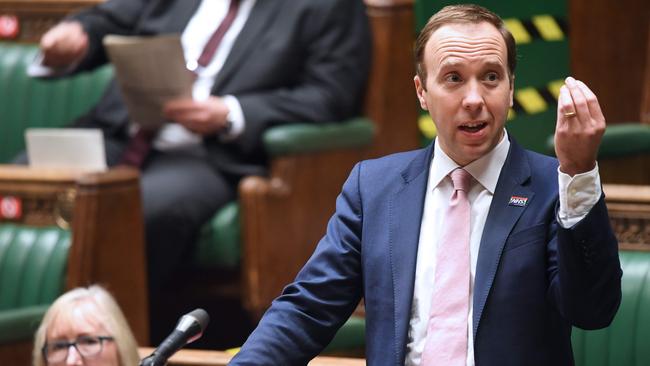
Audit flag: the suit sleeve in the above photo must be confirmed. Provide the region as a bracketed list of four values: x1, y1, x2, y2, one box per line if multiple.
[233, 0, 371, 155]
[547, 195, 622, 329]
[228, 163, 365, 365]
[67, 0, 150, 71]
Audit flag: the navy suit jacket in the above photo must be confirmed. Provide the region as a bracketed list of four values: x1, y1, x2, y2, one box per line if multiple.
[230, 137, 622, 366]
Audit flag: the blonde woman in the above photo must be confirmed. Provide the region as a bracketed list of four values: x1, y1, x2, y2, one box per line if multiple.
[33, 285, 139, 366]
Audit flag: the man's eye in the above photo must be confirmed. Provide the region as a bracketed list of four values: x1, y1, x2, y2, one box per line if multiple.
[484, 72, 499, 82]
[445, 73, 462, 83]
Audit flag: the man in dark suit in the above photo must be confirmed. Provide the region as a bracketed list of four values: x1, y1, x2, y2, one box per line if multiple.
[229, 4, 621, 365]
[33, 0, 371, 288]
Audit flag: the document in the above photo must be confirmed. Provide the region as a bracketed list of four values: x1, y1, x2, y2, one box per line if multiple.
[26, 128, 107, 172]
[103, 34, 194, 130]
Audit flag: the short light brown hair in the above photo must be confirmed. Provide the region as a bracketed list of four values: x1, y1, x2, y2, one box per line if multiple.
[415, 4, 516, 86]
[33, 285, 140, 366]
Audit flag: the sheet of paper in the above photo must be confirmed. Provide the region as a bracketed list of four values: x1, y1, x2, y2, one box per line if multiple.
[103, 34, 194, 130]
[25, 128, 107, 172]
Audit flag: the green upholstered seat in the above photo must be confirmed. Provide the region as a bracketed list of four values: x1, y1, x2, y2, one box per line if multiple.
[324, 316, 366, 354]
[0, 42, 113, 163]
[0, 41, 374, 272]
[545, 123, 650, 159]
[0, 224, 70, 343]
[194, 118, 374, 270]
[572, 251, 650, 366]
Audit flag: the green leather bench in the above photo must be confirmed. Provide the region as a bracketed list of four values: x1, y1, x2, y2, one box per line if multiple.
[572, 250, 650, 366]
[0, 42, 373, 271]
[0, 224, 70, 344]
[0, 41, 373, 351]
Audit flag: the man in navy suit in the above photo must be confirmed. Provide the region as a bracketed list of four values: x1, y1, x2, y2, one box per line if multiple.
[230, 4, 621, 365]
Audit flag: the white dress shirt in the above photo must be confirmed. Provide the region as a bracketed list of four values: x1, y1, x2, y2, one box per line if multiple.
[404, 130, 602, 366]
[154, 0, 256, 150]
[29, 0, 257, 150]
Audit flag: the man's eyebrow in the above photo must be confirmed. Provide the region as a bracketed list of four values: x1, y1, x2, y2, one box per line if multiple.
[483, 59, 506, 70]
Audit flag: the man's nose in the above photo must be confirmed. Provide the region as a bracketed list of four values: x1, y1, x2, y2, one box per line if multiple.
[65, 345, 83, 365]
[462, 80, 484, 111]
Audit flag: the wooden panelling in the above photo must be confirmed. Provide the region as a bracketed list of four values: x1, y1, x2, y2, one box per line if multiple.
[569, 0, 650, 124]
[604, 184, 650, 251]
[0, 0, 101, 42]
[0, 166, 149, 342]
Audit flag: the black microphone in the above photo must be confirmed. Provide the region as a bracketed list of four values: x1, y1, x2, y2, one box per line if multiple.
[140, 308, 210, 366]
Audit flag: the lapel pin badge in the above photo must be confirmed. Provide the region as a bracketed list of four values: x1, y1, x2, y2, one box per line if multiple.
[508, 195, 528, 207]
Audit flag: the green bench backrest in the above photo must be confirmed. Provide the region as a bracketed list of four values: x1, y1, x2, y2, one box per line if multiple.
[572, 250, 650, 366]
[0, 224, 70, 310]
[0, 42, 113, 163]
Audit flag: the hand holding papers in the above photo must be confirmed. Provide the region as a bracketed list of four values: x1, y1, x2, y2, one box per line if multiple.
[103, 34, 194, 131]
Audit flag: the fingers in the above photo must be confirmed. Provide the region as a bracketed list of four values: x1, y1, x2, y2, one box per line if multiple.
[558, 77, 606, 126]
[163, 100, 205, 123]
[575, 80, 605, 124]
[564, 77, 590, 122]
[40, 22, 88, 67]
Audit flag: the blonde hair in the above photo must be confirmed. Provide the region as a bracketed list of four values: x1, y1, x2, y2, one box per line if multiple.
[33, 285, 140, 366]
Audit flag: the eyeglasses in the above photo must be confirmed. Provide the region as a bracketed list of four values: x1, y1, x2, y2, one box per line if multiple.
[42, 335, 114, 363]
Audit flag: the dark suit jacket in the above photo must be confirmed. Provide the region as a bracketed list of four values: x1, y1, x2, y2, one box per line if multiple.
[67, 0, 371, 176]
[229, 137, 622, 365]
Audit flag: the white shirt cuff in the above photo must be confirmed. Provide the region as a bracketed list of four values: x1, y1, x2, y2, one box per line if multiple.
[557, 163, 602, 228]
[27, 52, 78, 78]
[220, 95, 245, 140]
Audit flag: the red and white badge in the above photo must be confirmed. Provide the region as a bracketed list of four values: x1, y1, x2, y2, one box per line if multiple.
[0, 196, 22, 220]
[0, 15, 19, 40]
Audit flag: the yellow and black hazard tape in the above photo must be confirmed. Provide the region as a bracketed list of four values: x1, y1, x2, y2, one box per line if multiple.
[419, 79, 565, 139]
[503, 15, 568, 44]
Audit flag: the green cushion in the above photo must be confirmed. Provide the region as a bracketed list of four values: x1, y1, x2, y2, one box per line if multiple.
[195, 202, 240, 270]
[194, 117, 375, 270]
[325, 315, 366, 353]
[546, 123, 650, 159]
[264, 117, 374, 157]
[572, 251, 650, 366]
[0, 304, 49, 343]
[0, 225, 70, 310]
[0, 225, 70, 344]
[0, 42, 112, 163]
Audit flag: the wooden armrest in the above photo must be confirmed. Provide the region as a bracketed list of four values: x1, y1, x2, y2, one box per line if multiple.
[0, 165, 149, 344]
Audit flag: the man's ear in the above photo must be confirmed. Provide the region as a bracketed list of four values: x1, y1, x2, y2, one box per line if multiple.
[509, 74, 515, 107]
[414, 75, 428, 110]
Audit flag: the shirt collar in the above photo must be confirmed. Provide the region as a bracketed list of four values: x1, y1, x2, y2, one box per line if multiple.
[429, 129, 510, 194]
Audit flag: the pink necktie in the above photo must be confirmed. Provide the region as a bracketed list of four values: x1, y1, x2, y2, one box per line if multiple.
[422, 168, 472, 365]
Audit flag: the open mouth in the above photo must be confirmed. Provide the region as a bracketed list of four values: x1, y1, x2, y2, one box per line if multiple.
[459, 122, 488, 133]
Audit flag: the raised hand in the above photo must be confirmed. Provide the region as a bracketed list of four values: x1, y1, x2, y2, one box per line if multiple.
[40, 21, 89, 68]
[553, 76, 606, 176]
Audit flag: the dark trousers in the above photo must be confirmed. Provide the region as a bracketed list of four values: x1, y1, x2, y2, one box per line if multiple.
[103, 136, 237, 291]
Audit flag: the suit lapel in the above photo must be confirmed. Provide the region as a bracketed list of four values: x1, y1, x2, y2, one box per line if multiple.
[472, 139, 533, 339]
[389, 144, 433, 365]
[170, 0, 201, 33]
[211, 0, 279, 92]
